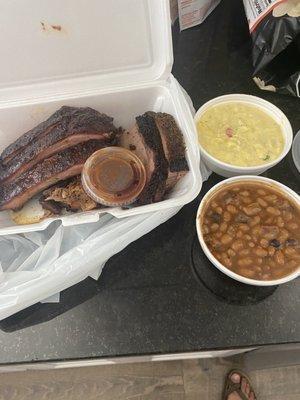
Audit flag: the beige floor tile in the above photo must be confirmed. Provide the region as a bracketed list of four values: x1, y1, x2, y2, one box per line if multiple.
[251, 365, 300, 398]
[259, 395, 300, 400]
[140, 394, 185, 400]
[184, 394, 203, 400]
[0, 375, 184, 400]
[0, 358, 299, 400]
[182, 359, 209, 397]
[182, 357, 243, 399]
[0, 362, 184, 400]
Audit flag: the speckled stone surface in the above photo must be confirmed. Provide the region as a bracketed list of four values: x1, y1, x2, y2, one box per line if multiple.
[0, 0, 299, 364]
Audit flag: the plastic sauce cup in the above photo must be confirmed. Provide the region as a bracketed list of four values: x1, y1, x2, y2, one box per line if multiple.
[82, 147, 146, 207]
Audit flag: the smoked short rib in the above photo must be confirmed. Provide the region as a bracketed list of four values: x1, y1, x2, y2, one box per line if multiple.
[0, 106, 116, 183]
[0, 140, 105, 211]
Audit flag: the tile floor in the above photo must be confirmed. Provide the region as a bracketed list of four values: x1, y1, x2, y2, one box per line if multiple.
[0, 356, 299, 399]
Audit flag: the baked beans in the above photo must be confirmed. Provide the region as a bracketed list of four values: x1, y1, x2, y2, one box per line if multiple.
[200, 182, 300, 280]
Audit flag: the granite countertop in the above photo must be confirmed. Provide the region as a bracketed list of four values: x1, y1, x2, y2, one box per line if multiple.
[0, 0, 299, 365]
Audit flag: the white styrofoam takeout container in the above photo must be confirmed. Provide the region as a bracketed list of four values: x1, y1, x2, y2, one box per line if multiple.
[196, 176, 300, 286]
[194, 94, 293, 177]
[0, 0, 202, 235]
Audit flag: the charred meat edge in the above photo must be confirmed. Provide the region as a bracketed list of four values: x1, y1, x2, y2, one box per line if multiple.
[1, 106, 115, 165]
[146, 112, 189, 192]
[0, 132, 115, 184]
[0, 140, 104, 211]
[135, 114, 168, 205]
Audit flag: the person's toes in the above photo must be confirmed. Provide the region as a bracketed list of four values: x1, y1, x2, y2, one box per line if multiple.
[227, 373, 256, 400]
[241, 377, 247, 393]
[245, 382, 251, 395]
[249, 391, 256, 400]
[230, 373, 241, 384]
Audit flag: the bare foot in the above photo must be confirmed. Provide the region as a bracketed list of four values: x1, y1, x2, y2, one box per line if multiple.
[226, 372, 256, 400]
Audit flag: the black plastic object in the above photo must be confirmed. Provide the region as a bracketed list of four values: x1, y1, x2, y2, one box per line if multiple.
[191, 235, 277, 305]
[245, 3, 300, 97]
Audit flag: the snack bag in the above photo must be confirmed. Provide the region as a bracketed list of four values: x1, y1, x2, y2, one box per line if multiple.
[243, 0, 300, 97]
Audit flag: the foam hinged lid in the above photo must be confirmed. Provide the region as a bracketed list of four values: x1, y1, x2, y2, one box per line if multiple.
[0, 0, 172, 104]
[0, 0, 202, 235]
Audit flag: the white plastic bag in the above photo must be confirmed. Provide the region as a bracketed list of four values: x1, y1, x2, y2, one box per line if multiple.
[0, 80, 210, 321]
[0, 210, 179, 320]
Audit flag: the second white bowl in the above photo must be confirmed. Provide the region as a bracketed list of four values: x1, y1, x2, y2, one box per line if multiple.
[196, 175, 300, 286]
[194, 94, 293, 177]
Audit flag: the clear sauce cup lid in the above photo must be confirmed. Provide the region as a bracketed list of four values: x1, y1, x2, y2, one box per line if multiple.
[82, 147, 146, 207]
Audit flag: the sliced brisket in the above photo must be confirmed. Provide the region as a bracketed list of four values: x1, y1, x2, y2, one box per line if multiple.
[0, 106, 116, 183]
[119, 112, 189, 204]
[0, 140, 104, 211]
[119, 113, 168, 204]
[146, 112, 189, 192]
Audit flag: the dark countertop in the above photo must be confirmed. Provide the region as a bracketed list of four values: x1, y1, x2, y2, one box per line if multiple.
[0, 0, 299, 365]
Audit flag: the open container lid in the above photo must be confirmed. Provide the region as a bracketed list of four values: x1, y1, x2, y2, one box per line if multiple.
[0, 0, 173, 104]
[292, 130, 300, 175]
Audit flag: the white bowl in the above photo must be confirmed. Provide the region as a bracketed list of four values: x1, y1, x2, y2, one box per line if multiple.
[196, 176, 300, 286]
[194, 94, 293, 178]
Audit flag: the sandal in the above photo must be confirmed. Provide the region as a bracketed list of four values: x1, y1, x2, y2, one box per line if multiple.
[223, 369, 256, 400]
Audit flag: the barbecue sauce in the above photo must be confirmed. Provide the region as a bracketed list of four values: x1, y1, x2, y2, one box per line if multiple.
[82, 147, 146, 207]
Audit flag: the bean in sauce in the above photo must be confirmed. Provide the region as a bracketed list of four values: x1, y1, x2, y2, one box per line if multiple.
[200, 182, 300, 280]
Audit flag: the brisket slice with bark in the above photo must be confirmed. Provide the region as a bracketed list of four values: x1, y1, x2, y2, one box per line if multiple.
[119, 113, 168, 204]
[146, 112, 189, 193]
[0, 140, 104, 211]
[119, 112, 189, 204]
[0, 106, 116, 183]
